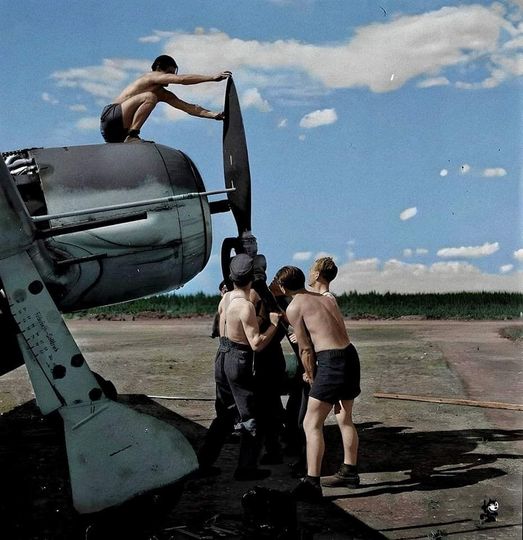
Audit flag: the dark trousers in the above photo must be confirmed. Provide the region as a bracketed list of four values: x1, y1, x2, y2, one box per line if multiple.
[198, 338, 260, 471]
[254, 343, 286, 455]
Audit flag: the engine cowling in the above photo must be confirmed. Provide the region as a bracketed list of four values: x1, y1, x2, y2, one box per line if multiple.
[3, 143, 212, 311]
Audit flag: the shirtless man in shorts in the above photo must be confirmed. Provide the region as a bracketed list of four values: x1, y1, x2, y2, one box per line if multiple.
[287, 256, 341, 477]
[273, 266, 361, 501]
[100, 54, 230, 143]
[197, 254, 281, 481]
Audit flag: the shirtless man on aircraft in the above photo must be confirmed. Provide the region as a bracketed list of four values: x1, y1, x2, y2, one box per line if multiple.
[100, 54, 230, 143]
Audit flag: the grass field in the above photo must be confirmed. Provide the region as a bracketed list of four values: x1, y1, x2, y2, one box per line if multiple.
[499, 325, 523, 341]
[72, 291, 523, 320]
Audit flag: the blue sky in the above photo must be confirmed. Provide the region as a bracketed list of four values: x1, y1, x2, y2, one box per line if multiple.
[1, 0, 522, 294]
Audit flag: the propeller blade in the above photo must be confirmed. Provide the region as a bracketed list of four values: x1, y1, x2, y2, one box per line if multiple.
[223, 76, 252, 236]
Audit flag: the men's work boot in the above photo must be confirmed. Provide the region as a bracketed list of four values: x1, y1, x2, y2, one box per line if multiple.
[322, 464, 360, 488]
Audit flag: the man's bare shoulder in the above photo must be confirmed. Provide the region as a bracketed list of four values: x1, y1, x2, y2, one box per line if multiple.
[286, 295, 308, 319]
[237, 297, 255, 315]
[293, 291, 322, 308]
[227, 295, 253, 313]
[285, 297, 299, 313]
[218, 292, 231, 313]
[140, 71, 163, 82]
[128, 72, 169, 89]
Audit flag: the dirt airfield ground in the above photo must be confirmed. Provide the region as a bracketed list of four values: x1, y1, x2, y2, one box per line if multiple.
[0, 318, 522, 539]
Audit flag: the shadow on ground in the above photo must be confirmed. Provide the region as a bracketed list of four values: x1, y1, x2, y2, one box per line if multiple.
[0, 396, 204, 540]
[0, 397, 385, 540]
[2, 398, 520, 539]
[321, 421, 522, 501]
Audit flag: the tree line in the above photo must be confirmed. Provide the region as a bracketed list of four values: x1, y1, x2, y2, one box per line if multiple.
[73, 291, 523, 320]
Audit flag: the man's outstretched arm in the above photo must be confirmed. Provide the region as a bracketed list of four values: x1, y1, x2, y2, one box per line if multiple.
[159, 89, 224, 120]
[152, 71, 231, 86]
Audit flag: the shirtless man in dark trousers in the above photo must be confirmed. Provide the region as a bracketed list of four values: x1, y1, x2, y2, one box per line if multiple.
[273, 265, 361, 501]
[100, 54, 230, 142]
[198, 254, 281, 481]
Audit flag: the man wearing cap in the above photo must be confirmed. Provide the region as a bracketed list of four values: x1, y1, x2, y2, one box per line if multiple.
[197, 254, 281, 481]
[100, 54, 231, 143]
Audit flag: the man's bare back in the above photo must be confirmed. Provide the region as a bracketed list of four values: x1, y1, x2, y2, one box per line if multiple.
[219, 289, 279, 352]
[219, 290, 257, 344]
[287, 292, 350, 353]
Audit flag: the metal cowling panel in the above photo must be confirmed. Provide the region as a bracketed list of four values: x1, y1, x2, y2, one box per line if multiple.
[155, 145, 212, 287]
[26, 143, 210, 310]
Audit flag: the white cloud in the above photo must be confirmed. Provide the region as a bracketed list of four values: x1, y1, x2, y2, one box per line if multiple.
[76, 117, 99, 130]
[331, 258, 523, 293]
[42, 92, 58, 105]
[299, 108, 337, 129]
[50, 4, 522, 115]
[500, 264, 514, 273]
[293, 251, 312, 261]
[278, 118, 288, 128]
[298, 134, 306, 141]
[155, 5, 517, 94]
[504, 35, 523, 50]
[69, 104, 87, 112]
[400, 207, 417, 221]
[139, 31, 177, 43]
[283, 251, 340, 270]
[482, 167, 507, 177]
[405, 247, 429, 256]
[139, 35, 161, 43]
[437, 242, 499, 258]
[51, 60, 134, 100]
[514, 248, 523, 261]
[417, 77, 450, 88]
[161, 103, 194, 122]
[241, 88, 272, 112]
[442, 164, 510, 179]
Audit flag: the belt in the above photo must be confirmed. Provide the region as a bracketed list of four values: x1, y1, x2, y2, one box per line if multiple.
[219, 337, 252, 352]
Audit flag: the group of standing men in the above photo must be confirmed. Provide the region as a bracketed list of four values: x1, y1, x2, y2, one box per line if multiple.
[198, 254, 362, 502]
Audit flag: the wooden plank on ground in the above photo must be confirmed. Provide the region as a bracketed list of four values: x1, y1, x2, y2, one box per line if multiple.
[373, 392, 523, 411]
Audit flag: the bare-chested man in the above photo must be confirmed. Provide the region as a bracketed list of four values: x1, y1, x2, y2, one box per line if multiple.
[100, 54, 230, 143]
[286, 256, 341, 477]
[197, 254, 281, 481]
[273, 265, 361, 501]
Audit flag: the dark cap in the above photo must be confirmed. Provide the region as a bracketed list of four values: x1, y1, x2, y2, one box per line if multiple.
[229, 254, 254, 283]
